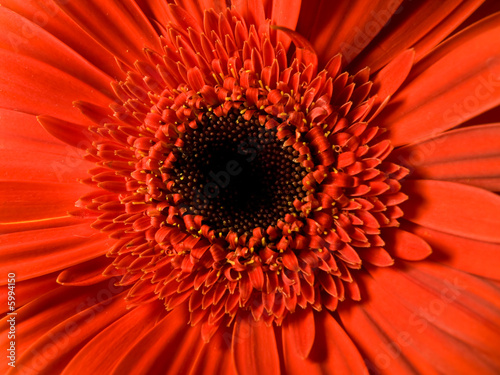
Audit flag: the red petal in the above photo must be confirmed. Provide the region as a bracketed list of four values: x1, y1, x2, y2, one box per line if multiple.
[403, 180, 500, 243]
[15, 293, 129, 374]
[371, 49, 414, 108]
[410, 155, 500, 183]
[411, 0, 485, 63]
[351, 263, 500, 374]
[0, 272, 58, 313]
[378, 13, 500, 146]
[282, 307, 315, 359]
[0, 222, 110, 281]
[166, 0, 228, 26]
[271, 25, 318, 68]
[0, 111, 91, 183]
[1, 0, 123, 79]
[167, 3, 203, 32]
[232, 313, 281, 375]
[232, 0, 266, 29]
[295, 0, 403, 66]
[445, 177, 500, 192]
[0, 181, 91, 223]
[0, 49, 111, 124]
[0, 6, 113, 92]
[405, 222, 500, 280]
[38, 115, 98, 150]
[393, 124, 500, 189]
[352, 0, 484, 72]
[283, 310, 368, 374]
[270, 0, 302, 49]
[188, 324, 236, 375]
[61, 303, 162, 375]
[57, 256, 112, 286]
[393, 123, 500, 167]
[55, 0, 162, 67]
[383, 228, 432, 261]
[365, 262, 500, 369]
[0, 108, 61, 147]
[111, 303, 203, 374]
[0, 280, 126, 367]
[360, 247, 394, 267]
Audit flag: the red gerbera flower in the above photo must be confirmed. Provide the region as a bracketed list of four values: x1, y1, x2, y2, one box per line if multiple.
[1, 0, 500, 374]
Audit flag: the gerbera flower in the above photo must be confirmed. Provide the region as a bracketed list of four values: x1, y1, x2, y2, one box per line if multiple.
[1, 0, 500, 373]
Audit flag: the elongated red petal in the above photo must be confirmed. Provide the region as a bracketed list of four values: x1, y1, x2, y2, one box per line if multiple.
[0, 7, 113, 91]
[57, 256, 113, 286]
[61, 303, 162, 375]
[38, 115, 98, 150]
[296, 0, 404, 66]
[365, 262, 500, 369]
[0, 49, 111, 124]
[403, 180, 500, 243]
[384, 228, 432, 261]
[0, 272, 58, 314]
[378, 13, 500, 146]
[188, 324, 235, 375]
[1, 0, 123, 79]
[393, 123, 500, 190]
[356, 263, 500, 374]
[270, 0, 302, 48]
[282, 307, 315, 359]
[371, 49, 414, 107]
[282, 310, 368, 375]
[393, 123, 500, 166]
[232, 313, 281, 375]
[55, 0, 162, 67]
[0, 280, 125, 362]
[13, 294, 129, 374]
[232, 0, 266, 28]
[352, 0, 484, 72]
[0, 182, 91, 223]
[405, 222, 500, 280]
[111, 304, 204, 374]
[0, 223, 110, 281]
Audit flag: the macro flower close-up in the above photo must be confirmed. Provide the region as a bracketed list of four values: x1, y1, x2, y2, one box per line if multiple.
[1, 0, 500, 374]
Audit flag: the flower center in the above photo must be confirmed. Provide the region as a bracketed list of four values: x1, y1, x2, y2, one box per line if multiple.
[169, 109, 307, 236]
[79, 6, 414, 334]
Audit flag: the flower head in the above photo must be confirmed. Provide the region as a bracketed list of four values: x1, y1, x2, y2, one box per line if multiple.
[1, 1, 500, 374]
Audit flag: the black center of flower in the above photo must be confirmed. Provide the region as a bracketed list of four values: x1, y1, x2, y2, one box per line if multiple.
[170, 109, 307, 235]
